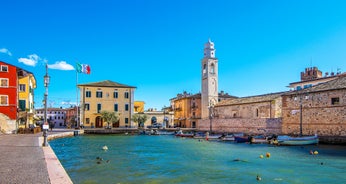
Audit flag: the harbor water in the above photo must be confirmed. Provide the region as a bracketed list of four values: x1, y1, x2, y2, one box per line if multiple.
[50, 135, 346, 184]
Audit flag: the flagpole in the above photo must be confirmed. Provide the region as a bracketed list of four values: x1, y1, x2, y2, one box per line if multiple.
[76, 66, 79, 129]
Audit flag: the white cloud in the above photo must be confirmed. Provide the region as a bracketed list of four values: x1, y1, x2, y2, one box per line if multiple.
[0, 48, 12, 56]
[48, 61, 74, 70]
[18, 54, 40, 66]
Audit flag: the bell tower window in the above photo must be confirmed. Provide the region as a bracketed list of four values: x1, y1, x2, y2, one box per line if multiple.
[210, 63, 215, 74]
[203, 64, 207, 75]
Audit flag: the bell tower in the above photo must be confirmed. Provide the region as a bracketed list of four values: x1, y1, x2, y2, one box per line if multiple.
[201, 39, 218, 119]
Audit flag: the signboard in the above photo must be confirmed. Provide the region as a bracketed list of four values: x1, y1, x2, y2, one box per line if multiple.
[43, 122, 49, 130]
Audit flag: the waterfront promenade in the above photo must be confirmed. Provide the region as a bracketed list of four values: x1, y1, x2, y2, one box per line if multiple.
[0, 129, 74, 184]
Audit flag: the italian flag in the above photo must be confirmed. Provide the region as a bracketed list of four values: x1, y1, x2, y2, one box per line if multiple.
[76, 63, 91, 74]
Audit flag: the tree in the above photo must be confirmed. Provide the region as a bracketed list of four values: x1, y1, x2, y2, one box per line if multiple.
[132, 113, 148, 128]
[100, 111, 120, 128]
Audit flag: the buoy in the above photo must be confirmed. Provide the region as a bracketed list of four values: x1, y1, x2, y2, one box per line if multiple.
[266, 152, 270, 158]
[256, 175, 262, 181]
[102, 146, 108, 150]
[314, 151, 318, 155]
[259, 155, 264, 159]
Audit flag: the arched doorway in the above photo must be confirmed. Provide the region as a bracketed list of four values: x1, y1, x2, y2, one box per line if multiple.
[151, 116, 157, 124]
[95, 116, 103, 128]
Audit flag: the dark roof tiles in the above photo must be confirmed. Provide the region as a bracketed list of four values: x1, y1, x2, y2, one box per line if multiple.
[78, 80, 136, 88]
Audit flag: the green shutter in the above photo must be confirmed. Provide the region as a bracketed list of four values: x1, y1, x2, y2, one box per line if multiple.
[19, 100, 26, 111]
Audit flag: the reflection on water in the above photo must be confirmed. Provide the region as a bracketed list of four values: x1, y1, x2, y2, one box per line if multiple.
[50, 135, 346, 184]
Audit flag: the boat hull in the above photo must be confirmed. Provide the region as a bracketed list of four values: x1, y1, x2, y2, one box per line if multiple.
[277, 135, 319, 146]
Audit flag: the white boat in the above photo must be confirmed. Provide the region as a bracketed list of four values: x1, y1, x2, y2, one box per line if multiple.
[276, 134, 319, 146]
[221, 135, 235, 141]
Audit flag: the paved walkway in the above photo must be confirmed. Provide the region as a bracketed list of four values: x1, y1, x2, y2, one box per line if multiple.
[0, 129, 74, 184]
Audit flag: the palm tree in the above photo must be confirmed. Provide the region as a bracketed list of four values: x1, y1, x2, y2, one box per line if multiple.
[132, 113, 148, 128]
[100, 111, 120, 128]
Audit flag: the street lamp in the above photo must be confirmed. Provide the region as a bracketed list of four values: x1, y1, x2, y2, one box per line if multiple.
[43, 64, 50, 147]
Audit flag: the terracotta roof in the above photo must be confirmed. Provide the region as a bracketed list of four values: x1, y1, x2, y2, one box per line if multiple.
[216, 92, 285, 106]
[78, 80, 136, 88]
[284, 75, 346, 95]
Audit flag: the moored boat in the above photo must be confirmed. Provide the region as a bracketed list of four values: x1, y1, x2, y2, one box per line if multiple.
[175, 130, 194, 138]
[249, 135, 268, 144]
[221, 135, 235, 141]
[234, 136, 249, 143]
[275, 134, 319, 146]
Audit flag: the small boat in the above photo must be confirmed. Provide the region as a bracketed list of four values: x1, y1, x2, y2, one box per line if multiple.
[193, 132, 206, 139]
[249, 135, 268, 144]
[221, 135, 235, 141]
[206, 134, 223, 140]
[275, 134, 319, 146]
[175, 130, 194, 138]
[234, 136, 250, 143]
[156, 130, 175, 135]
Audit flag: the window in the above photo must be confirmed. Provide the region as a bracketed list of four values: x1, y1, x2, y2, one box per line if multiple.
[0, 95, 8, 105]
[19, 84, 26, 92]
[19, 100, 26, 111]
[203, 64, 207, 74]
[113, 90, 118, 98]
[86, 118, 90, 124]
[85, 103, 90, 111]
[114, 104, 118, 112]
[86, 91, 91, 98]
[97, 103, 102, 113]
[256, 109, 259, 117]
[331, 97, 340, 105]
[125, 104, 129, 111]
[1, 78, 8, 87]
[124, 92, 129, 99]
[96, 91, 103, 98]
[125, 118, 129, 124]
[296, 86, 302, 91]
[210, 63, 215, 74]
[0, 65, 8, 72]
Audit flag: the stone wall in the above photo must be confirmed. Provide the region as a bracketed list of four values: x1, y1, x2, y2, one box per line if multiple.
[282, 89, 346, 136]
[215, 98, 281, 119]
[0, 113, 16, 134]
[198, 117, 282, 135]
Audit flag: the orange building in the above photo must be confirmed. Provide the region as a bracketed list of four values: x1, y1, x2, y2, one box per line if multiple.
[171, 91, 235, 128]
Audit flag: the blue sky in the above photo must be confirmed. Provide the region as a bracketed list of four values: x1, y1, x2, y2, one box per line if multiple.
[1, 0, 346, 110]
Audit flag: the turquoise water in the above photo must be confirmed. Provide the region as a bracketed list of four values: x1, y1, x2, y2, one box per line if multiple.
[50, 135, 346, 184]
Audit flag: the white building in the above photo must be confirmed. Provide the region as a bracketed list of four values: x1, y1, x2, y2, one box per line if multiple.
[35, 108, 66, 128]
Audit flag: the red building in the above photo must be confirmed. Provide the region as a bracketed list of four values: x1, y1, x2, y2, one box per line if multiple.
[0, 61, 34, 133]
[0, 62, 18, 120]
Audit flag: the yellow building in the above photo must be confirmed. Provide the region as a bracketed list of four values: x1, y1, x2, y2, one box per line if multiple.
[78, 80, 136, 128]
[18, 71, 36, 128]
[134, 101, 145, 113]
